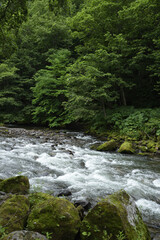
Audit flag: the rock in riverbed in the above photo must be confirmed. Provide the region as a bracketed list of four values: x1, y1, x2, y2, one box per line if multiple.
[80, 190, 151, 240]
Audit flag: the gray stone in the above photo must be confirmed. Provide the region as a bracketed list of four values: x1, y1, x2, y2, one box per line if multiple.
[2, 230, 47, 240]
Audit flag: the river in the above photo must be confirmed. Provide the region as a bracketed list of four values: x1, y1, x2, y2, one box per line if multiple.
[0, 127, 160, 231]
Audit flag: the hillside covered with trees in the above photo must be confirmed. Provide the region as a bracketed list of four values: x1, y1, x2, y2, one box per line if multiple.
[0, 0, 160, 140]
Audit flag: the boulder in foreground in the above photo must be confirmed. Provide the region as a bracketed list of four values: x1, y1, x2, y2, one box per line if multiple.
[27, 196, 81, 240]
[0, 195, 29, 236]
[80, 190, 151, 240]
[2, 230, 47, 240]
[0, 176, 30, 194]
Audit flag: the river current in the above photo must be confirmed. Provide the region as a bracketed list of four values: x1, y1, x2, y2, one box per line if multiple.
[0, 128, 160, 229]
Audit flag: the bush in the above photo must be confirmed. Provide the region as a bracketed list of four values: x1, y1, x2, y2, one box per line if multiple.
[94, 107, 160, 139]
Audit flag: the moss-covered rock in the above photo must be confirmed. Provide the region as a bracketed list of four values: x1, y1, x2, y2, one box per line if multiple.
[147, 141, 157, 153]
[1, 230, 47, 240]
[0, 195, 30, 236]
[80, 190, 151, 240]
[118, 141, 135, 154]
[29, 192, 54, 208]
[0, 176, 30, 194]
[27, 197, 81, 240]
[90, 143, 100, 150]
[97, 140, 118, 151]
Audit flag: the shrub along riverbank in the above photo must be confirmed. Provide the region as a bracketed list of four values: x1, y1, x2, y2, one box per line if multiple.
[86, 107, 160, 157]
[0, 176, 151, 240]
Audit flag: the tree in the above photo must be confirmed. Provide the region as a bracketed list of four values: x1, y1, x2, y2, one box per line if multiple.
[0, 63, 23, 122]
[3, 0, 72, 123]
[32, 49, 71, 127]
[0, 0, 27, 59]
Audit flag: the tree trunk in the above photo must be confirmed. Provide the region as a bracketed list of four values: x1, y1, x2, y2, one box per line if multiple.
[120, 87, 127, 106]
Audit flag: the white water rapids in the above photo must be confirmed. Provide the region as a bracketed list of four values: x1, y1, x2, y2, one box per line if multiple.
[0, 129, 160, 228]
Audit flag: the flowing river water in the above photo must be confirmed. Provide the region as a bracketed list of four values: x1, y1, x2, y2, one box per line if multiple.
[0, 127, 160, 233]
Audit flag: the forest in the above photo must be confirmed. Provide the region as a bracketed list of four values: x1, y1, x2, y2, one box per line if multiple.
[0, 0, 160, 139]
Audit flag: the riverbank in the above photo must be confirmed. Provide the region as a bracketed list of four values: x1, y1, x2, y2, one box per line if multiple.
[1, 125, 160, 158]
[88, 129, 160, 158]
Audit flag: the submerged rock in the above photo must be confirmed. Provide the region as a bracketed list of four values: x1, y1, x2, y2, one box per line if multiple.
[27, 196, 81, 240]
[0, 176, 30, 194]
[118, 141, 135, 154]
[0, 195, 30, 236]
[1, 230, 47, 240]
[80, 190, 151, 240]
[96, 140, 118, 151]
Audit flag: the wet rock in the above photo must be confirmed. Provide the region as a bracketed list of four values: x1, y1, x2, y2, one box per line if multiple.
[74, 200, 92, 211]
[0, 191, 6, 195]
[76, 205, 85, 220]
[58, 190, 72, 197]
[27, 196, 81, 240]
[1, 230, 47, 240]
[0, 195, 30, 236]
[118, 141, 135, 154]
[97, 140, 118, 151]
[90, 143, 100, 150]
[0, 176, 30, 194]
[153, 234, 160, 240]
[80, 190, 151, 240]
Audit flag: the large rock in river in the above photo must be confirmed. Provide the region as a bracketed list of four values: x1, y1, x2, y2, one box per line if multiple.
[118, 141, 135, 154]
[27, 196, 81, 240]
[0, 176, 30, 194]
[80, 190, 151, 240]
[96, 140, 118, 151]
[2, 230, 47, 240]
[0, 195, 30, 236]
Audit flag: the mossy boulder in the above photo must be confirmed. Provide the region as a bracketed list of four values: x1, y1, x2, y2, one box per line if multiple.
[0, 176, 30, 194]
[146, 141, 157, 153]
[118, 141, 135, 154]
[27, 197, 81, 240]
[29, 192, 54, 208]
[0, 195, 30, 236]
[1, 230, 47, 240]
[97, 140, 118, 151]
[80, 190, 151, 240]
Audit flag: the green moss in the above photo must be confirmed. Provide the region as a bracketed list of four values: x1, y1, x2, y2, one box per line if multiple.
[138, 146, 147, 152]
[0, 176, 30, 194]
[97, 140, 118, 151]
[27, 197, 81, 240]
[146, 141, 156, 153]
[90, 144, 100, 150]
[0, 195, 30, 235]
[29, 192, 54, 209]
[80, 190, 151, 240]
[118, 141, 135, 154]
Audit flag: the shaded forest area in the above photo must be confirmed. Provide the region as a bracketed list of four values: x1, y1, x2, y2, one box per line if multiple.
[0, 0, 160, 139]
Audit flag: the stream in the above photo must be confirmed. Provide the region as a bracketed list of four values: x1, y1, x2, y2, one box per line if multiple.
[0, 127, 160, 232]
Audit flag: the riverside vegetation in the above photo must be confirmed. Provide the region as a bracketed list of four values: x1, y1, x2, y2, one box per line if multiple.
[0, 175, 151, 240]
[0, 0, 160, 150]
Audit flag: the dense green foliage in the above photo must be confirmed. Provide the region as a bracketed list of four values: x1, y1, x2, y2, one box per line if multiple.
[0, 0, 160, 139]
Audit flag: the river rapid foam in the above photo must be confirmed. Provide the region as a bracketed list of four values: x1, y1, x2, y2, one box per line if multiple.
[0, 128, 160, 228]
